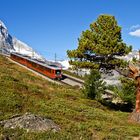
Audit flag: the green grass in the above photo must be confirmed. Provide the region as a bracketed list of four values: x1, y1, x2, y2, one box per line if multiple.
[0, 55, 140, 140]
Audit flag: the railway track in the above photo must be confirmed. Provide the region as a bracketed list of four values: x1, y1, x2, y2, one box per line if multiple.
[61, 73, 84, 88]
[4, 54, 84, 88]
[2, 53, 115, 98]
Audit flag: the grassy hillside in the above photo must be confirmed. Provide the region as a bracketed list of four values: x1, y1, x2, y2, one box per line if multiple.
[0, 55, 140, 140]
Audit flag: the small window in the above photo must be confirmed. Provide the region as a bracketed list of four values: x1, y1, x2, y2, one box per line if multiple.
[55, 70, 61, 75]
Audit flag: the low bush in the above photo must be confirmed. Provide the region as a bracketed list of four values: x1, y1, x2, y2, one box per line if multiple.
[82, 69, 106, 100]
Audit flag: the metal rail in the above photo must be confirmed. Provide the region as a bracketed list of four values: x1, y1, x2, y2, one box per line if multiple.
[60, 74, 84, 88]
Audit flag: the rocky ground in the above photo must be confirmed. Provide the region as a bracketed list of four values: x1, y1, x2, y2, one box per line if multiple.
[0, 112, 60, 133]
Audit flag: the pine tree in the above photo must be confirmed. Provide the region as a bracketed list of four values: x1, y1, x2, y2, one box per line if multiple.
[67, 14, 132, 70]
[83, 69, 106, 100]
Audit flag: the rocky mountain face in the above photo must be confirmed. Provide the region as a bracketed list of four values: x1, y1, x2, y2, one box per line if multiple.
[0, 20, 43, 60]
[0, 20, 14, 52]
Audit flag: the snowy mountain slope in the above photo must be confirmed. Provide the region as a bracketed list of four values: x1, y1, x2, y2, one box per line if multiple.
[0, 20, 44, 60]
[0, 20, 14, 51]
[12, 38, 44, 60]
[58, 60, 71, 70]
[118, 50, 140, 61]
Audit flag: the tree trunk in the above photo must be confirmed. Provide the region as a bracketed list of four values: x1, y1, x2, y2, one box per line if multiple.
[130, 79, 140, 123]
[135, 87, 140, 112]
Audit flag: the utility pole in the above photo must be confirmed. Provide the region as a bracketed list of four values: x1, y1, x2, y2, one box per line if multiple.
[55, 53, 57, 62]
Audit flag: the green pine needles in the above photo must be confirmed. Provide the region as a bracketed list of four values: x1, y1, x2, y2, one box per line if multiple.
[83, 69, 106, 100]
[67, 14, 132, 70]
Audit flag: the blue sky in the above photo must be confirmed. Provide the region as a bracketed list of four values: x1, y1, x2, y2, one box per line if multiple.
[0, 0, 140, 60]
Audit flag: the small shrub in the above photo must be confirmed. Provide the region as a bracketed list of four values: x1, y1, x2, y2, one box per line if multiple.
[82, 69, 106, 100]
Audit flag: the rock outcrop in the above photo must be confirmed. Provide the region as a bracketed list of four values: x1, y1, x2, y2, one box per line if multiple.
[0, 112, 60, 132]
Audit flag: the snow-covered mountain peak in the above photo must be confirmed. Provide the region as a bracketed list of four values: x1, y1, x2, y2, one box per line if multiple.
[0, 20, 7, 30]
[0, 20, 13, 52]
[0, 20, 44, 60]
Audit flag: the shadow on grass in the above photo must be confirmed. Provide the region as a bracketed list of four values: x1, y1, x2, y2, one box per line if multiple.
[100, 100, 134, 112]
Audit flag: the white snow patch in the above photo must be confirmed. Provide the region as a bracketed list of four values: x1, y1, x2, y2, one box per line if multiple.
[116, 50, 139, 61]
[13, 38, 44, 60]
[58, 60, 71, 70]
[0, 20, 7, 29]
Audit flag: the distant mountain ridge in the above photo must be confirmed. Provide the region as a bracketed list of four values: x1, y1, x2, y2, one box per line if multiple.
[119, 50, 140, 61]
[0, 20, 44, 60]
